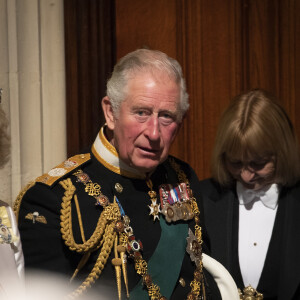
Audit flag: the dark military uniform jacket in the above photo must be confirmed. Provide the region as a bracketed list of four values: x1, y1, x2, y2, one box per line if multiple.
[17, 127, 221, 299]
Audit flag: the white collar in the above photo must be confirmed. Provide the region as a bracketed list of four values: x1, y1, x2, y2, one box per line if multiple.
[236, 181, 280, 210]
[91, 126, 147, 179]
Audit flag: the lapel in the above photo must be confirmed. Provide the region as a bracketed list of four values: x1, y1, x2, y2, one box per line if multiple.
[203, 182, 237, 269]
[277, 185, 300, 299]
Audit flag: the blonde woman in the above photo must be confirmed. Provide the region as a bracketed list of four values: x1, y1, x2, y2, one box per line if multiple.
[200, 89, 300, 300]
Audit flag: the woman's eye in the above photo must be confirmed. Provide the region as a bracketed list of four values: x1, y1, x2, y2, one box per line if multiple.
[249, 161, 267, 170]
[230, 161, 243, 169]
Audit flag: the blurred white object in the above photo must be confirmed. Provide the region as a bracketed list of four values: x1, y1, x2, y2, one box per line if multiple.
[203, 253, 240, 300]
[0, 201, 24, 299]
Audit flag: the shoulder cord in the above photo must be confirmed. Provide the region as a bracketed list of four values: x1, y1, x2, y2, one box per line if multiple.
[59, 178, 120, 298]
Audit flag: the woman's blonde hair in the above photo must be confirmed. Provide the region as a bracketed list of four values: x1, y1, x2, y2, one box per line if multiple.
[211, 89, 300, 187]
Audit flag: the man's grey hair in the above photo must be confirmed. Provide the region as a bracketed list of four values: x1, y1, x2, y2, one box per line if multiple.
[106, 49, 189, 121]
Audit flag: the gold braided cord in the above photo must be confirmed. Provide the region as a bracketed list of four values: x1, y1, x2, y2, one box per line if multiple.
[59, 177, 121, 298]
[60, 178, 120, 253]
[74, 194, 86, 243]
[13, 181, 36, 221]
[57, 159, 205, 299]
[67, 222, 117, 299]
[169, 157, 188, 184]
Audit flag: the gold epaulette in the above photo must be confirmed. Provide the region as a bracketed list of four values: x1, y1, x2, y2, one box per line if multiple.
[36, 153, 91, 187]
[13, 154, 91, 223]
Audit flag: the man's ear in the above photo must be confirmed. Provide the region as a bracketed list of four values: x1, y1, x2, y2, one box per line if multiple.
[102, 96, 115, 130]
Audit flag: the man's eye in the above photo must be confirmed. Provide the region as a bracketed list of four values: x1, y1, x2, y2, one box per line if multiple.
[162, 112, 172, 119]
[136, 110, 147, 116]
[159, 112, 176, 125]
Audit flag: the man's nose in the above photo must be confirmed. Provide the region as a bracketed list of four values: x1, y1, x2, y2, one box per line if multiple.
[145, 116, 160, 141]
[240, 167, 255, 182]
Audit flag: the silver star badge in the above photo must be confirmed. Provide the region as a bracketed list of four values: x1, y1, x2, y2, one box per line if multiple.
[186, 229, 202, 267]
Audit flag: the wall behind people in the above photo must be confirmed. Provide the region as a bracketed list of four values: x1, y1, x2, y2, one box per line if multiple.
[65, 0, 300, 180]
[0, 0, 66, 205]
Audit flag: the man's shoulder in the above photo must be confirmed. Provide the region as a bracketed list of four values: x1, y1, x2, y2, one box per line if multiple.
[14, 153, 92, 218]
[36, 153, 91, 187]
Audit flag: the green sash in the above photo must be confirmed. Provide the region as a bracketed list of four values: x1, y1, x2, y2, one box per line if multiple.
[130, 216, 188, 299]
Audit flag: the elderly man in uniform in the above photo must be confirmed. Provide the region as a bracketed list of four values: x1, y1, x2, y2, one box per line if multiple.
[15, 49, 238, 300]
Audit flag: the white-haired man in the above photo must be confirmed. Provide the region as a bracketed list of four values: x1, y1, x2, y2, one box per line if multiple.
[16, 49, 238, 300]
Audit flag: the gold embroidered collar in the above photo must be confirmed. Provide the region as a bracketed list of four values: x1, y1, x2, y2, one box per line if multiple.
[92, 126, 147, 179]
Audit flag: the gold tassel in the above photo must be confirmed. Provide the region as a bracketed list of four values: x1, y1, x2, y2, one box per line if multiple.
[113, 236, 122, 300]
[70, 251, 91, 282]
[117, 245, 129, 298]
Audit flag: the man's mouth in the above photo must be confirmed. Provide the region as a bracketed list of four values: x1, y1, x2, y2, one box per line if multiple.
[139, 146, 160, 154]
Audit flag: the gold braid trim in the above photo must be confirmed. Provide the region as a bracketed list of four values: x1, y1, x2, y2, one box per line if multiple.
[168, 157, 188, 184]
[67, 222, 117, 299]
[60, 178, 120, 253]
[13, 181, 36, 222]
[59, 177, 121, 298]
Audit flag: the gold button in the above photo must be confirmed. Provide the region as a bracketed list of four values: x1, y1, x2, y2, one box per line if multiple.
[80, 154, 85, 159]
[115, 183, 123, 193]
[179, 277, 186, 287]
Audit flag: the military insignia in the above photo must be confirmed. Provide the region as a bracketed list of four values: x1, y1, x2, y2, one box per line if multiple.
[64, 160, 78, 168]
[48, 168, 67, 177]
[186, 229, 202, 268]
[85, 182, 101, 197]
[25, 212, 47, 224]
[74, 169, 90, 183]
[159, 183, 194, 222]
[148, 199, 161, 221]
[147, 190, 160, 221]
[36, 154, 91, 187]
[115, 183, 123, 193]
[74, 169, 112, 206]
[95, 194, 109, 207]
[159, 183, 189, 206]
[126, 235, 143, 259]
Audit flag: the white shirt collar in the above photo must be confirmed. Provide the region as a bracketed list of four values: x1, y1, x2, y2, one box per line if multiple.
[91, 126, 147, 179]
[236, 181, 280, 210]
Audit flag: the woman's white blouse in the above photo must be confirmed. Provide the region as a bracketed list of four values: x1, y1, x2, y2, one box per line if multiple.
[237, 183, 279, 289]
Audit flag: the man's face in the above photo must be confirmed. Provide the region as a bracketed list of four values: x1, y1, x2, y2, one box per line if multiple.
[107, 72, 181, 173]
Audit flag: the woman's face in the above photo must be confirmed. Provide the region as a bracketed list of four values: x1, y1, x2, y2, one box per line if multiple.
[225, 155, 276, 190]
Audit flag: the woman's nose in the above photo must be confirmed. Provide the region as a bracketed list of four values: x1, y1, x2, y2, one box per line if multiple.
[240, 168, 255, 182]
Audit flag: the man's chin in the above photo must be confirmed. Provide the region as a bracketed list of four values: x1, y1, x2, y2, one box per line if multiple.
[132, 159, 161, 174]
